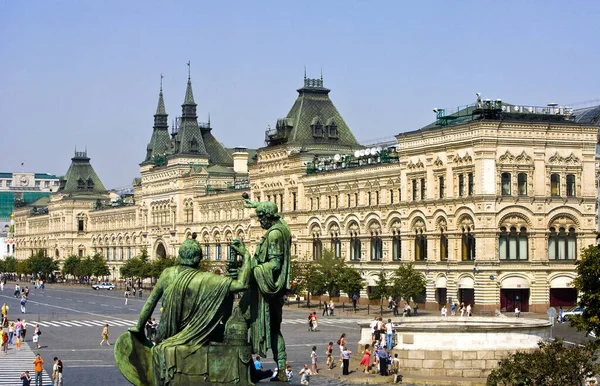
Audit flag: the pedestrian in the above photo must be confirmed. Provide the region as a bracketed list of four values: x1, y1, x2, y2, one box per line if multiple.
[1, 328, 8, 354]
[132, 287, 137, 297]
[20, 371, 31, 386]
[307, 312, 313, 332]
[329, 300, 335, 316]
[8, 321, 15, 345]
[33, 324, 41, 349]
[466, 303, 472, 317]
[414, 303, 418, 316]
[100, 324, 110, 346]
[441, 305, 447, 317]
[311, 312, 318, 331]
[337, 333, 346, 367]
[352, 294, 358, 312]
[52, 356, 63, 386]
[451, 302, 456, 316]
[311, 345, 318, 374]
[2, 302, 8, 318]
[138, 287, 143, 298]
[393, 299, 399, 316]
[124, 290, 129, 305]
[33, 354, 44, 386]
[378, 347, 389, 376]
[391, 353, 401, 382]
[386, 318, 394, 350]
[322, 301, 329, 317]
[298, 364, 312, 385]
[16, 334, 21, 351]
[21, 296, 27, 313]
[285, 365, 293, 382]
[24, 286, 30, 299]
[514, 307, 520, 318]
[15, 318, 22, 340]
[21, 319, 27, 342]
[325, 342, 333, 369]
[15, 284, 21, 298]
[559, 306, 564, 323]
[359, 344, 371, 373]
[460, 302, 465, 317]
[0, 280, 3, 291]
[341, 345, 352, 375]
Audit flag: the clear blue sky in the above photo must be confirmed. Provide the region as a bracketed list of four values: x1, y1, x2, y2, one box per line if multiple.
[2, 1, 599, 188]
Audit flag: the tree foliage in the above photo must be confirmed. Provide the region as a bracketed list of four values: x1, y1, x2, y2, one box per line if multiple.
[289, 259, 310, 295]
[337, 267, 364, 299]
[486, 339, 600, 386]
[369, 271, 391, 300]
[150, 257, 177, 279]
[391, 263, 426, 303]
[62, 255, 80, 278]
[28, 250, 59, 278]
[302, 249, 365, 301]
[91, 253, 110, 277]
[570, 244, 600, 338]
[0, 256, 18, 273]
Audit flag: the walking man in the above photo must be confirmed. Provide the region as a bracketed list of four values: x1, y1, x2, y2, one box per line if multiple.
[20, 296, 27, 314]
[352, 294, 358, 312]
[33, 354, 44, 386]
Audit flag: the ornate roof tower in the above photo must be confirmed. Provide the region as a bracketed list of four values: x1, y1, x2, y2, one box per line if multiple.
[57, 150, 107, 196]
[144, 75, 172, 162]
[173, 63, 208, 156]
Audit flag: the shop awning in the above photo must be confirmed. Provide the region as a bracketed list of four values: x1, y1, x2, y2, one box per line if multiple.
[435, 276, 447, 288]
[550, 276, 574, 288]
[457, 276, 474, 289]
[501, 276, 530, 289]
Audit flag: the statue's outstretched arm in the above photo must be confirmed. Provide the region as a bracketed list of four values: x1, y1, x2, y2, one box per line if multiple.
[229, 249, 251, 293]
[133, 271, 169, 331]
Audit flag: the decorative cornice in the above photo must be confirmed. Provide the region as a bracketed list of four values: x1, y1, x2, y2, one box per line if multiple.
[548, 151, 580, 165]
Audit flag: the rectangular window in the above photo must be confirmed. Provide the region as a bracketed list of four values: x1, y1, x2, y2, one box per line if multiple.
[390, 189, 394, 204]
[367, 192, 372, 206]
[346, 194, 351, 208]
[375, 191, 379, 205]
[501, 173, 511, 196]
[412, 180, 417, 201]
[439, 176, 444, 199]
[128, 248, 131, 259]
[468, 173, 474, 196]
[420, 178, 426, 200]
[292, 192, 297, 211]
[216, 244, 221, 260]
[518, 173, 527, 196]
[354, 193, 359, 207]
[566, 174, 575, 197]
[78, 219, 84, 232]
[551, 174, 560, 196]
[458, 175, 465, 197]
[328, 196, 332, 209]
[120, 248, 124, 260]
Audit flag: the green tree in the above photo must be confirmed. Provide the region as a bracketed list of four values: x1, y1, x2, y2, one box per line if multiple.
[2, 256, 18, 273]
[150, 256, 177, 280]
[62, 255, 80, 279]
[17, 260, 31, 276]
[391, 263, 426, 304]
[486, 339, 600, 386]
[74, 256, 94, 279]
[570, 244, 600, 338]
[91, 253, 110, 278]
[289, 259, 310, 295]
[28, 250, 58, 279]
[120, 253, 151, 285]
[309, 249, 345, 298]
[337, 267, 364, 300]
[370, 271, 392, 314]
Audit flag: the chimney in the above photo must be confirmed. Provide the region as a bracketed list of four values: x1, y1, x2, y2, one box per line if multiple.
[232, 147, 249, 174]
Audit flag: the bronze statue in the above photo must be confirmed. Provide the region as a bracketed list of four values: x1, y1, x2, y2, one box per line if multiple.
[114, 238, 253, 385]
[234, 197, 291, 382]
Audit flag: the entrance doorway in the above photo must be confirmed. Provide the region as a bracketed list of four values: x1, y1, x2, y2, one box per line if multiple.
[435, 288, 447, 306]
[458, 289, 474, 306]
[156, 243, 167, 259]
[500, 289, 529, 312]
[550, 288, 577, 307]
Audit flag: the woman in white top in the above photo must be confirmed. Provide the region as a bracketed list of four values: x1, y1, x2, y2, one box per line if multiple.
[441, 305, 447, 317]
[466, 304, 472, 317]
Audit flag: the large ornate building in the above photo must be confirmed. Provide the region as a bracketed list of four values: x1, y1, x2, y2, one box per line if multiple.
[13, 73, 600, 313]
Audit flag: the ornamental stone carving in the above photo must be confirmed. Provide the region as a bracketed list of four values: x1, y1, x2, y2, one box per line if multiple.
[548, 151, 580, 165]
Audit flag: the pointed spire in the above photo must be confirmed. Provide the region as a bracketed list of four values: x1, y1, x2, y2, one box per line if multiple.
[155, 74, 167, 115]
[320, 67, 323, 81]
[208, 112, 211, 126]
[304, 66, 307, 80]
[183, 61, 196, 105]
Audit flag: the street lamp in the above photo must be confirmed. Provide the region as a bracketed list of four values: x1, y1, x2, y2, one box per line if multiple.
[112, 266, 116, 282]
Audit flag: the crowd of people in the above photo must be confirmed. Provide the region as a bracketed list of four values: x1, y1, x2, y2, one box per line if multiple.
[440, 302, 474, 317]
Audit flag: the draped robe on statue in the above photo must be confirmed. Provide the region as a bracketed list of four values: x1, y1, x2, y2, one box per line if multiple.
[153, 267, 233, 385]
[243, 220, 291, 361]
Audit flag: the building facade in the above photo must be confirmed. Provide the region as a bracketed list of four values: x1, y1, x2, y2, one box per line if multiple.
[13, 74, 600, 312]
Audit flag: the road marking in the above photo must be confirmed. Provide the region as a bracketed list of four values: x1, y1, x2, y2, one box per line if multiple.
[55, 297, 62, 299]
[0, 341, 52, 385]
[77, 300, 83, 302]
[100, 304, 109, 307]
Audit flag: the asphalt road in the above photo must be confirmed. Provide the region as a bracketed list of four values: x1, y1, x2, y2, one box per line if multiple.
[0, 283, 594, 386]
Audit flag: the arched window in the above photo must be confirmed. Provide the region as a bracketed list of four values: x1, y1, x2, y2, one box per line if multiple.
[415, 230, 427, 261]
[312, 237, 322, 260]
[548, 227, 577, 260]
[566, 174, 576, 197]
[461, 229, 476, 261]
[350, 233, 361, 261]
[331, 237, 341, 258]
[551, 174, 560, 196]
[392, 232, 401, 261]
[518, 173, 527, 196]
[501, 173, 511, 196]
[215, 244, 222, 260]
[120, 247, 124, 260]
[204, 244, 210, 260]
[499, 226, 528, 260]
[370, 234, 382, 261]
[440, 230, 448, 261]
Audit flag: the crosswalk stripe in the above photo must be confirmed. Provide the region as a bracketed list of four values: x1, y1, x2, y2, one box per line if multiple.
[32, 321, 50, 327]
[0, 342, 52, 385]
[103, 320, 132, 327]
